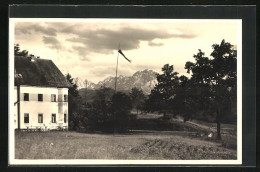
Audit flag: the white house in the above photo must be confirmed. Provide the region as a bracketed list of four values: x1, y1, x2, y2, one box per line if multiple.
[14, 55, 72, 130]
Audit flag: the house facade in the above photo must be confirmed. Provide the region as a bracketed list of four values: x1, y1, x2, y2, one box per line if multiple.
[14, 55, 72, 130]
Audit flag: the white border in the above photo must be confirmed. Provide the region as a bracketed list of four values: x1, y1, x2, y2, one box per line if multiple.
[8, 18, 242, 165]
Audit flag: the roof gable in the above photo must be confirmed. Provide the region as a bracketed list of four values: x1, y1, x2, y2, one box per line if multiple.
[15, 56, 72, 88]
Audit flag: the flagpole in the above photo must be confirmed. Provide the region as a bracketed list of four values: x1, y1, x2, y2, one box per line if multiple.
[115, 44, 120, 92]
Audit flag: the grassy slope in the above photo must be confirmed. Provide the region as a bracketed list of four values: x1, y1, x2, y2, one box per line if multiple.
[15, 131, 236, 160]
[15, 113, 237, 160]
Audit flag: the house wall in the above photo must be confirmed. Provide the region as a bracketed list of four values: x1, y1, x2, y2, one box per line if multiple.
[14, 85, 69, 130]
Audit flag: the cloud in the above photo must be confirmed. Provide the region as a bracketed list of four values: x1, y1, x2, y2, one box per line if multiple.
[71, 46, 91, 61]
[64, 25, 197, 56]
[15, 23, 57, 36]
[33, 25, 57, 36]
[15, 22, 197, 62]
[42, 36, 61, 51]
[148, 41, 164, 47]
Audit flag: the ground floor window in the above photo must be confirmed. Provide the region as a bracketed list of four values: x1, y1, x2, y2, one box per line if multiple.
[24, 113, 29, 123]
[64, 114, 67, 123]
[38, 114, 43, 123]
[52, 114, 56, 123]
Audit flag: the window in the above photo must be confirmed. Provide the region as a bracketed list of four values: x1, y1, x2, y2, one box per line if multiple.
[64, 95, 68, 102]
[52, 114, 56, 123]
[38, 94, 43, 101]
[24, 93, 29, 101]
[24, 113, 29, 123]
[64, 114, 67, 123]
[51, 94, 56, 102]
[38, 114, 43, 123]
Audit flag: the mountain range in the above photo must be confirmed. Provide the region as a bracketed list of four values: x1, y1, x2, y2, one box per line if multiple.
[76, 69, 157, 95]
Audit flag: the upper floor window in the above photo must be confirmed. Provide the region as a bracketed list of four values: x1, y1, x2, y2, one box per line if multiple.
[38, 94, 43, 101]
[51, 94, 56, 102]
[24, 113, 29, 123]
[38, 113, 43, 123]
[64, 95, 68, 102]
[24, 93, 29, 101]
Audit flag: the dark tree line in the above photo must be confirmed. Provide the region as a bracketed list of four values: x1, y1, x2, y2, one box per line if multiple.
[68, 85, 134, 132]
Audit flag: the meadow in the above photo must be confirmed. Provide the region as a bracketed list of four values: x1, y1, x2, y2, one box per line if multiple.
[15, 126, 237, 160]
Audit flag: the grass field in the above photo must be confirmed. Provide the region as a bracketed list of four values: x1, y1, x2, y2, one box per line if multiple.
[15, 130, 236, 160]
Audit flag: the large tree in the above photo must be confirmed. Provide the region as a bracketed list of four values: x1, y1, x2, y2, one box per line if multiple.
[147, 64, 179, 118]
[185, 39, 237, 139]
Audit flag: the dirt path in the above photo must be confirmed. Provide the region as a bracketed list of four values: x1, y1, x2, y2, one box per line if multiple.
[172, 116, 236, 136]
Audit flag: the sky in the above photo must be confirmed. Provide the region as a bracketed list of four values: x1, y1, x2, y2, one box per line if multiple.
[14, 19, 239, 84]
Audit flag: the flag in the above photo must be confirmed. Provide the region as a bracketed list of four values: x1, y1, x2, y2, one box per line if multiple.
[118, 49, 131, 63]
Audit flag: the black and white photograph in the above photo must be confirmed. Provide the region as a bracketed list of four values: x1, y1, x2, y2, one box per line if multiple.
[9, 18, 242, 165]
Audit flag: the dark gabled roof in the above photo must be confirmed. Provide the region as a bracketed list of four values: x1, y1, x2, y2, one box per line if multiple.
[15, 56, 72, 88]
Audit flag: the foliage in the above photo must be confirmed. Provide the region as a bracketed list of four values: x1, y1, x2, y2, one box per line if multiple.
[14, 44, 29, 56]
[184, 39, 237, 139]
[66, 73, 81, 131]
[129, 87, 145, 114]
[84, 87, 114, 131]
[66, 74, 79, 97]
[146, 64, 179, 118]
[110, 92, 132, 131]
[85, 87, 133, 132]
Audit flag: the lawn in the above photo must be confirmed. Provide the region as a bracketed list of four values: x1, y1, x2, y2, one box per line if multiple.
[15, 131, 236, 160]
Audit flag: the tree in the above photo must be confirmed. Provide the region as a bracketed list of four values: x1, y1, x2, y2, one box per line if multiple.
[85, 87, 132, 132]
[84, 87, 113, 131]
[66, 73, 81, 130]
[185, 39, 237, 139]
[146, 64, 179, 119]
[110, 92, 132, 132]
[14, 44, 20, 54]
[129, 87, 145, 114]
[14, 44, 28, 56]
